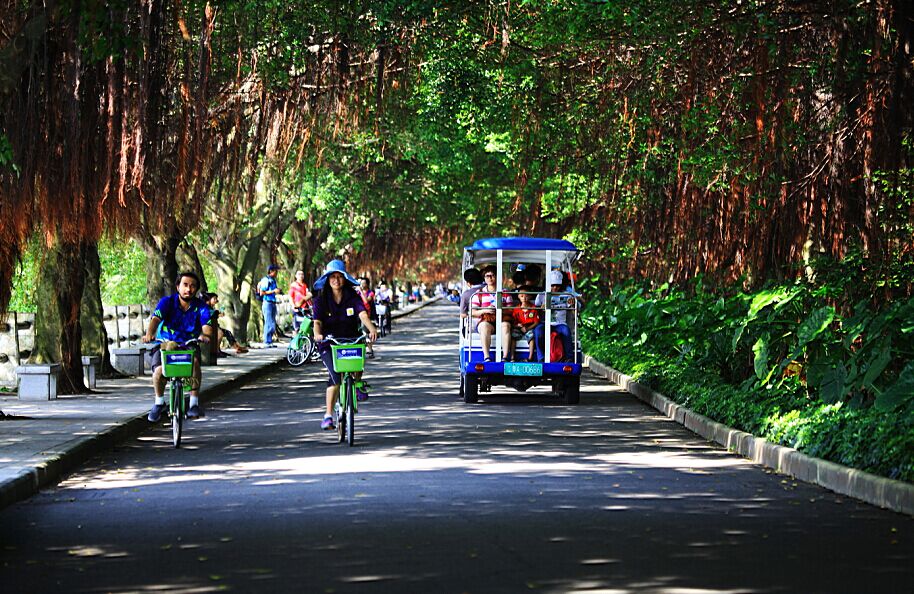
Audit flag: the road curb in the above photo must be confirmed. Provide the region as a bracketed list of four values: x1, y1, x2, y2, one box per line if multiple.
[585, 356, 914, 516]
[390, 296, 441, 319]
[0, 357, 284, 512]
[1, 301, 439, 512]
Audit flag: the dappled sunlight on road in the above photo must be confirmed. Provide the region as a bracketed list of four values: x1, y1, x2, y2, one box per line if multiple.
[4, 303, 910, 594]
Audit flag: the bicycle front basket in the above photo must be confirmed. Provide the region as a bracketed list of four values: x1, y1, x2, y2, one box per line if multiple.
[331, 344, 366, 373]
[162, 349, 195, 378]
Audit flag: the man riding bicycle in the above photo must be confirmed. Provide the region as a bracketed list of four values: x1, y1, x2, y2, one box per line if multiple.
[145, 271, 214, 422]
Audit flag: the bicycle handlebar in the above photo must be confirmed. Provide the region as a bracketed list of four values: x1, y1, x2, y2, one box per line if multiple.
[144, 338, 201, 349]
[318, 332, 369, 346]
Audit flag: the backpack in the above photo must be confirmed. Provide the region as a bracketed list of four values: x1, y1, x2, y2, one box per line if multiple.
[254, 285, 264, 302]
[549, 331, 564, 362]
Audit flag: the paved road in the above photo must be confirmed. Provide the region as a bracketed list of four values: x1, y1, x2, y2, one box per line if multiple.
[2, 302, 912, 593]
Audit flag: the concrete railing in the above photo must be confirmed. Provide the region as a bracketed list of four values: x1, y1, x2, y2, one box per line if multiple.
[1, 305, 152, 387]
[0, 312, 35, 387]
[1, 296, 303, 387]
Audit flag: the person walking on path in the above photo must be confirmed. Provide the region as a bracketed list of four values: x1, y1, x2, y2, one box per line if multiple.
[257, 264, 282, 347]
[289, 270, 313, 332]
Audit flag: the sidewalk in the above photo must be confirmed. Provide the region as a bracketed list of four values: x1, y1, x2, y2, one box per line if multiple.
[0, 297, 440, 511]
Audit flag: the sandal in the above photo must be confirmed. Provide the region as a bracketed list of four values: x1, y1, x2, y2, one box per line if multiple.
[483, 356, 492, 362]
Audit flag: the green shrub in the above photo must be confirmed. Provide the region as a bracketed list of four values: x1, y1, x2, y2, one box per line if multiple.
[581, 265, 914, 484]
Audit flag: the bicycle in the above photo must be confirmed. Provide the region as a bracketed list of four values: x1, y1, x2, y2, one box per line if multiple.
[375, 301, 389, 338]
[160, 339, 200, 448]
[322, 333, 369, 446]
[376, 299, 392, 336]
[287, 308, 319, 366]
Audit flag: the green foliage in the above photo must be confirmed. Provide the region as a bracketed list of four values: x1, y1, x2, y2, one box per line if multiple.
[98, 239, 146, 305]
[8, 236, 40, 313]
[0, 133, 17, 175]
[580, 253, 914, 483]
[8, 237, 146, 311]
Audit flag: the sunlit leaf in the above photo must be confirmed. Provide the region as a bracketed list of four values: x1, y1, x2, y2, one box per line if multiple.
[752, 336, 769, 380]
[797, 306, 835, 347]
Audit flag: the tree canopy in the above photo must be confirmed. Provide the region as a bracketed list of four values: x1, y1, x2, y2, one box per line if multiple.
[1, 0, 912, 301]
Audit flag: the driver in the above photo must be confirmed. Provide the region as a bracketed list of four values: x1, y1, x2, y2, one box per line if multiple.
[144, 271, 214, 422]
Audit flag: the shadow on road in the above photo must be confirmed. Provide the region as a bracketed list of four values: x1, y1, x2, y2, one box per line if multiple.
[3, 303, 912, 594]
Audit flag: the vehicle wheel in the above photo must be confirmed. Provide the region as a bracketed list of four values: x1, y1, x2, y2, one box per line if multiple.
[346, 401, 355, 446]
[336, 405, 345, 443]
[458, 374, 465, 399]
[171, 383, 183, 448]
[463, 374, 479, 404]
[287, 346, 306, 366]
[562, 377, 580, 405]
[301, 336, 316, 362]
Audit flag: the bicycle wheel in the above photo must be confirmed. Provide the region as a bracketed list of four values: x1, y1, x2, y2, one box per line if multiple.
[286, 346, 306, 366]
[300, 336, 316, 362]
[171, 381, 183, 448]
[336, 377, 348, 443]
[345, 380, 356, 447]
[308, 345, 322, 363]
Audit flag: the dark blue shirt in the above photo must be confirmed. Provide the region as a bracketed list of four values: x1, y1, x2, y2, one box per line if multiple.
[152, 294, 214, 344]
[312, 290, 366, 339]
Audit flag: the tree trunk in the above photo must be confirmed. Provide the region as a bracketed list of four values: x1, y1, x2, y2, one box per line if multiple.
[80, 241, 115, 377]
[177, 242, 208, 292]
[142, 234, 180, 306]
[212, 255, 252, 344]
[289, 219, 327, 282]
[31, 237, 89, 394]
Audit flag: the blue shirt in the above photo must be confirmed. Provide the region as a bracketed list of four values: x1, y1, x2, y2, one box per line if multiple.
[258, 275, 278, 303]
[152, 294, 214, 343]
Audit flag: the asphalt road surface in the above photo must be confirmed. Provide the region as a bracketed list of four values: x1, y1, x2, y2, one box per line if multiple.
[2, 302, 912, 593]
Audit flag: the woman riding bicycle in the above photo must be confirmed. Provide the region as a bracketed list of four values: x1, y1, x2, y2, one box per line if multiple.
[312, 260, 378, 431]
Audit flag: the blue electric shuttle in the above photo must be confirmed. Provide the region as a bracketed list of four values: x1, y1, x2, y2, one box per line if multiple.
[459, 237, 583, 404]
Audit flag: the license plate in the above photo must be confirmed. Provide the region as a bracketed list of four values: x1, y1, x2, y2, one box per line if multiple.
[504, 362, 542, 376]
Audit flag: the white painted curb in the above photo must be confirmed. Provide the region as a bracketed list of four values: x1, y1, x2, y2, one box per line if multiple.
[586, 356, 914, 517]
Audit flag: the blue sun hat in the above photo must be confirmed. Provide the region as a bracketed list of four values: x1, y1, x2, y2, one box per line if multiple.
[313, 259, 360, 290]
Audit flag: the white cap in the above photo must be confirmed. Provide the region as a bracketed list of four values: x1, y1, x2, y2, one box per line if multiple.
[547, 270, 564, 286]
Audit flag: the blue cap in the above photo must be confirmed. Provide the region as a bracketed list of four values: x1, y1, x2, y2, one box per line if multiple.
[267, 264, 280, 271]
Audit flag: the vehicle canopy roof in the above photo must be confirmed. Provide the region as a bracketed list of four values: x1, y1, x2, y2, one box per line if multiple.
[464, 237, 581, 267]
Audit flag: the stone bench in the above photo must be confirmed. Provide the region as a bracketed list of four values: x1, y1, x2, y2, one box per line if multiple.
[112, 346, 147, 377]
[16, 363, 61, 400]
[81, 355, 100, 389]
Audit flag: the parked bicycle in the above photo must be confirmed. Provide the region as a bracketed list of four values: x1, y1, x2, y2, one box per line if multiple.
[322, 333, 369, 446]
[160, 339, 200, 448]
[287, 307, 320, 366]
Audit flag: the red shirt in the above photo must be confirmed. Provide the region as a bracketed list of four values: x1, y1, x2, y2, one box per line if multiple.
[289, 281, 311, 309]
[512, 307, 540, 328]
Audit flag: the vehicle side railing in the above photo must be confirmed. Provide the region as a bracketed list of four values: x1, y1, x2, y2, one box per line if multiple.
[465, 289, 579, 364]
